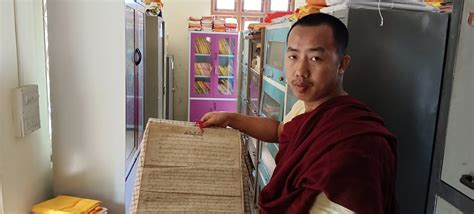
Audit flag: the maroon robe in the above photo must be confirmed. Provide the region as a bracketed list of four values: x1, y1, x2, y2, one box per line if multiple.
[258, 96, 398, 214]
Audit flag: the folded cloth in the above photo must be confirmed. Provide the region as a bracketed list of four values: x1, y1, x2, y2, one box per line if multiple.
[289, 4, 323, 20]
[214, 18, 225, 24]
[202, 24, 213, 28]
[264, 11, 294, 23]
[188, 20, 201, 25]
[306, 0, 327, 6]
[225, 17, 238, 24]
[189, 16, 201, 21]
[248, 23, 268, 31]
[202, 16, 213, 21]
[201, 19, 213, 24]
[32, 195, 101, 213]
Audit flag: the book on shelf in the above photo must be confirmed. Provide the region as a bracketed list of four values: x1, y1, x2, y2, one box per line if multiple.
[218, 65, 234, 76]
[218, 39, 233, 55]
[195, 80, 210, 94]
[195, 63, 211, 76]
[218, 79, 233, 95]
[194, 38, 211, 54]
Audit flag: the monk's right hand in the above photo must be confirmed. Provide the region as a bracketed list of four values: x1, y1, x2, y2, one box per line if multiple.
[200, 112, 233, 128]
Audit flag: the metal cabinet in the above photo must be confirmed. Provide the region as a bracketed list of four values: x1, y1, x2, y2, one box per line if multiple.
[125, 4, 145, 172]
[428, 0, 474, 213]
[188, 32, 239, 122]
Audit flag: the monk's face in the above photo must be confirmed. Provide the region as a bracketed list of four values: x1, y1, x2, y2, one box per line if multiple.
[285, 25, 348, 104]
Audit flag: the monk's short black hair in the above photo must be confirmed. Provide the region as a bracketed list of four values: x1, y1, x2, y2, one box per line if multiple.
[287, 13, 349, 57]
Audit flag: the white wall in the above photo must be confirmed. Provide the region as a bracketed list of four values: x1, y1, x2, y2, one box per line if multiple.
[47, 0, 126, 213]
[164, 0, 211, 121]
[0, 0, 53, 213]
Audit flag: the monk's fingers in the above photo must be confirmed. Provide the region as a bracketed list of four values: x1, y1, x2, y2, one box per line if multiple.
[200, 112, 215, 127]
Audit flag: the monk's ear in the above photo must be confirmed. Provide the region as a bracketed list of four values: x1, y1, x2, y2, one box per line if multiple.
[338, 55, 351, 75]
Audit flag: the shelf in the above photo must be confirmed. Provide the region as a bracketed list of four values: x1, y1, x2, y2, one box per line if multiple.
[194, 54, 235, 57]
[250, 67, 261, 75]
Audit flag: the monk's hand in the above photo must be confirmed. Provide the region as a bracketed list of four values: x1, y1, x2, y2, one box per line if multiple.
[200, 112, 232, 128]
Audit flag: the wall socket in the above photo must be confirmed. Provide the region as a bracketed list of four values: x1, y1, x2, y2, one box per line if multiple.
[12, 85, 41, 137]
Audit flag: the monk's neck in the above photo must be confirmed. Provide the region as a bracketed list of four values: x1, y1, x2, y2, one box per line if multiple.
[304, 90, 348, 112]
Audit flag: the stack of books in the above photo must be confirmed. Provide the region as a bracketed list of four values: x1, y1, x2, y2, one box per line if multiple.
[188, 17, 201, 31]
[201, 16, 213, 32]
[225, 18, 238, 32]
[213, 18, 226, 32]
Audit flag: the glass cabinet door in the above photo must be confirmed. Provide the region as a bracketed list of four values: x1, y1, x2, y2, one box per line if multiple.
[125, 7, 135, 160]
[136, 11, 145, 142]
[125, 7, 144, 163]
[216, 36, 237, 97]
[261, 93, 281, 121]
[192, 35, 213, 97]
[260, 81, 285, 121]
[250, 41, 262, 73]
[248, 69, 261, 115]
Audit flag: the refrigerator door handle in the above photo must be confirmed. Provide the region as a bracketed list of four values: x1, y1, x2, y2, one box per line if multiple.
[460, 174, 474, 190]
[134, 48, 142, 65]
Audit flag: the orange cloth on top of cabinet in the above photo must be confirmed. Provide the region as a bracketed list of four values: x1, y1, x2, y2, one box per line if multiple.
[248, 23, 268, 31]
[306, 0, 327, 6]
[289, 4, 324, 21]
[264, 11, 294, 23]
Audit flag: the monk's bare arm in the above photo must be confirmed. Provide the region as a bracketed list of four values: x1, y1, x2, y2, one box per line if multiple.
[201, 112, 284, 143]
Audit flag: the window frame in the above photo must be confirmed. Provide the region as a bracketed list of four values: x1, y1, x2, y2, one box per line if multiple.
[212, 0, 295, 31]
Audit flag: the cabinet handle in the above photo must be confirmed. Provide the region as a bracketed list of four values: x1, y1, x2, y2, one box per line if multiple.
[213, 102, 216, 110]
[134, 48, 142, 65]
[460, 174, 474, 190]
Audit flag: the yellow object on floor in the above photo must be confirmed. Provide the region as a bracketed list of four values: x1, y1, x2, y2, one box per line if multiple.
[31, 195, 101, 214]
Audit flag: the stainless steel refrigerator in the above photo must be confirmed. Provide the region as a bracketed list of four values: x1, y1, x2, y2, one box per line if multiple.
[144, 15, 165, 121]
[342, 8, 452, 214]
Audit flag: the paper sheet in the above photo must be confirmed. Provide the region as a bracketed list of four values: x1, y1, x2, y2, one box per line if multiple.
[131, 119, 244, 213]
[0, 175, 4, 214]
